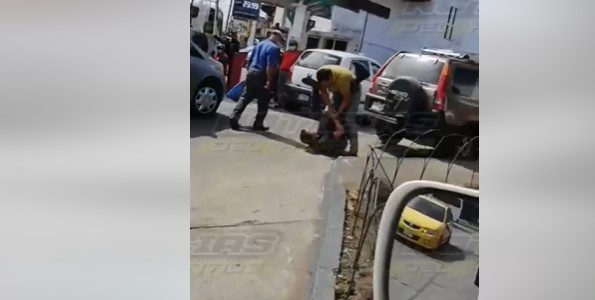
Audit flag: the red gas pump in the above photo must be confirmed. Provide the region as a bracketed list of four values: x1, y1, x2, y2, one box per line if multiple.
[227, 52, 247, 90]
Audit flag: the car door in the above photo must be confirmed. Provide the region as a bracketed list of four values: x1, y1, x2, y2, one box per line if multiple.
[349, 59, 374, 104]
[444, 207, 454, 241]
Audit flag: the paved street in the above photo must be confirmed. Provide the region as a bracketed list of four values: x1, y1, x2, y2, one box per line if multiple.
[191, 100, 479, 300]
[390, 227, 479, 300]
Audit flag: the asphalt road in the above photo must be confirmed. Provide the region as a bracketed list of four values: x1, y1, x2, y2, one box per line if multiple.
[389, 226, 479, 300]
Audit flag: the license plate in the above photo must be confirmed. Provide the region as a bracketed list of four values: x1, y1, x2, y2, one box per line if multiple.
[402, 230, 413, 238]
[298, 94, 309, 102]
[371, 102, 385, 111]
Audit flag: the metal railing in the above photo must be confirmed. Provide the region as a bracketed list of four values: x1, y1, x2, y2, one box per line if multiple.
[339, 129, 479, 297]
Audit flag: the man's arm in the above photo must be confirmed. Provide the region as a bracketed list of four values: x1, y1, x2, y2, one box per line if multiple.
[337, 91, 351, 116]
[265, 48, 280, 89]
[319, 89, 333, 112]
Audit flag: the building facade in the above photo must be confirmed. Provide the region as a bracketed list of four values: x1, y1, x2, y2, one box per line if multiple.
[357, 0, 479, 63]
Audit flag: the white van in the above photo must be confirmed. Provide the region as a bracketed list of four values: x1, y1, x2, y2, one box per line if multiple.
[284, 49, 381, 114]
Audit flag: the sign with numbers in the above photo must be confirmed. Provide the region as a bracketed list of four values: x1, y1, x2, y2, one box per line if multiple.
[233, 0, 261, 21]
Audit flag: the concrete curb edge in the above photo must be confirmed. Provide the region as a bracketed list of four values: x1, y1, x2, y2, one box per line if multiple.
[307, 159, 346, 300]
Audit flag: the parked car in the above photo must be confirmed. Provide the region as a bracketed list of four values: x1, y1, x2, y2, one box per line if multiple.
[396, 195, 454, 251]
[365, 48, 479, 159]
[190, 41, 226, 117]
[284, 49, 381, 114]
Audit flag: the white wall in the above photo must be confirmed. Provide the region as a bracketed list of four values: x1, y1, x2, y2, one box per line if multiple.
[357, 0, 479, 63]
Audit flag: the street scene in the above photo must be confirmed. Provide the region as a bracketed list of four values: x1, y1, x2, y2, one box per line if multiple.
[191, 0, 478, 299]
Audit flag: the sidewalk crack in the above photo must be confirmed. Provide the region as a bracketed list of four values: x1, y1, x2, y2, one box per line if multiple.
[190, 218, 316, 230]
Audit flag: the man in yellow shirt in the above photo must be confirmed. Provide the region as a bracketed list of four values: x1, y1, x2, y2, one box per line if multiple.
[314, 65, 362, 156]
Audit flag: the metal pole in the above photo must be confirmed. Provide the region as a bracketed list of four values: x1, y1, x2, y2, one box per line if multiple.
[358, 11, 369, 52]
[225, 0, 234, 33]
[190, 0, 195, 28]
[215, 0, 221, 35]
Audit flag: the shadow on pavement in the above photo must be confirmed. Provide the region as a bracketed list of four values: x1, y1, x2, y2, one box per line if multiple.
[190, 113, 230, 139]
[252, 130, 307, 150]
[253, 130, 348, 159]
[424, 244, 466, 263]
[394, 235, 466, 263]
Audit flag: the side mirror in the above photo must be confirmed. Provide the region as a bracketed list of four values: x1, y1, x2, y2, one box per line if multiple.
[373, 180, 479, 300]
[190, 6, 199, 18]
[451, 86, 461, 94]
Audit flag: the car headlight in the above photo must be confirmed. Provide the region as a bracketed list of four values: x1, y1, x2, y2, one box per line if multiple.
[422, 228, 439, 235]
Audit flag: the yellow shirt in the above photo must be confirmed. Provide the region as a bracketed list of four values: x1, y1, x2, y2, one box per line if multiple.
[317, 65, 355, 97]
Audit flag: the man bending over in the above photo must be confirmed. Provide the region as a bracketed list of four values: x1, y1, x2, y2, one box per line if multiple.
[315, 65, 362, 156]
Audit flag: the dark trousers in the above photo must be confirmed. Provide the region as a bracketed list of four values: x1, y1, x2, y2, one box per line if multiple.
[230, 69, 270, 126]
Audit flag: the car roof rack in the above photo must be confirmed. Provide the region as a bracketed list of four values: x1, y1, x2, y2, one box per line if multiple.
[421, 48, 471, 59]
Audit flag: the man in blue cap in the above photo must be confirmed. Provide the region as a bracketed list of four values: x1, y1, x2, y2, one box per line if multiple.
[229, 29, 284, 131]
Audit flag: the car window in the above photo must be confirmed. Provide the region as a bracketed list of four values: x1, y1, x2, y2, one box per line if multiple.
[370, 62, 381, 75]
[381, 54, 444, 84]
[191, 44, 203, 59]
[295, 51, 342, 70]
[452, 66, 479, 98]
[350, 59, 371, 74]
[407, 197, 447, 222]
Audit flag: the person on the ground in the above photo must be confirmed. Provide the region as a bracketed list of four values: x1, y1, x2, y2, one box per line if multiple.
[314, 65, 361, 156]
[213, 44, 229, 75]
[229, 29, 284, 131]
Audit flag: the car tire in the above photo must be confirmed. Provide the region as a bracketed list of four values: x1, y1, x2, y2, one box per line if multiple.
[192, 78, 223, 117]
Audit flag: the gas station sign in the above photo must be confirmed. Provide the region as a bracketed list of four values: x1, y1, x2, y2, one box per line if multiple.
[233, 0, 261, 21]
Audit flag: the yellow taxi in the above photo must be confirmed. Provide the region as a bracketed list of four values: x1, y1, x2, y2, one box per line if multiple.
[396, 195, 454, 251]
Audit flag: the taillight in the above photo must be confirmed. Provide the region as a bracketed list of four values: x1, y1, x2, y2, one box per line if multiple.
[433, 64, 449, 111]
[369, 62, 388, 93]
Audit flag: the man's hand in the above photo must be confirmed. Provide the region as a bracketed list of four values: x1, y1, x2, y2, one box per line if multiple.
[265, 81, 272, 90]
[332, 117, 344, 139]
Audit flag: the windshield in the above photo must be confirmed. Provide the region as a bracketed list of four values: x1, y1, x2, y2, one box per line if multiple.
[407, 197, 446, 222]
[381, 54, 444, 84]
[452, 66, 479, 98]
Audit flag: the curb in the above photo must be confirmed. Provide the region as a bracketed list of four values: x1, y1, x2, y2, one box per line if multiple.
[307, 159, 346, 300]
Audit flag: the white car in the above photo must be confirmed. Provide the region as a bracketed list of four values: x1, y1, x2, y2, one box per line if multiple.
[284, 49, 381, 114]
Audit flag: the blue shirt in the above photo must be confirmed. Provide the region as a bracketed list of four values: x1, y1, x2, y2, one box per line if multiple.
[247, 39, 280, 71]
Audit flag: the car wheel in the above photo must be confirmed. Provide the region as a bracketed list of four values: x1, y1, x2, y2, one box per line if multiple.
[192, 79, 223, 117]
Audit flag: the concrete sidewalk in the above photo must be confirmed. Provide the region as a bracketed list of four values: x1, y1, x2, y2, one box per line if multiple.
[190, 101, 343, 300]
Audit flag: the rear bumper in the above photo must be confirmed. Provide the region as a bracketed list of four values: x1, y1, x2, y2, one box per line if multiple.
[364, 94, 445, 138]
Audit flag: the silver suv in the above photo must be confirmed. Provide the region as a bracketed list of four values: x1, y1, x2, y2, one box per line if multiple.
[365, 48, 479, 159]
